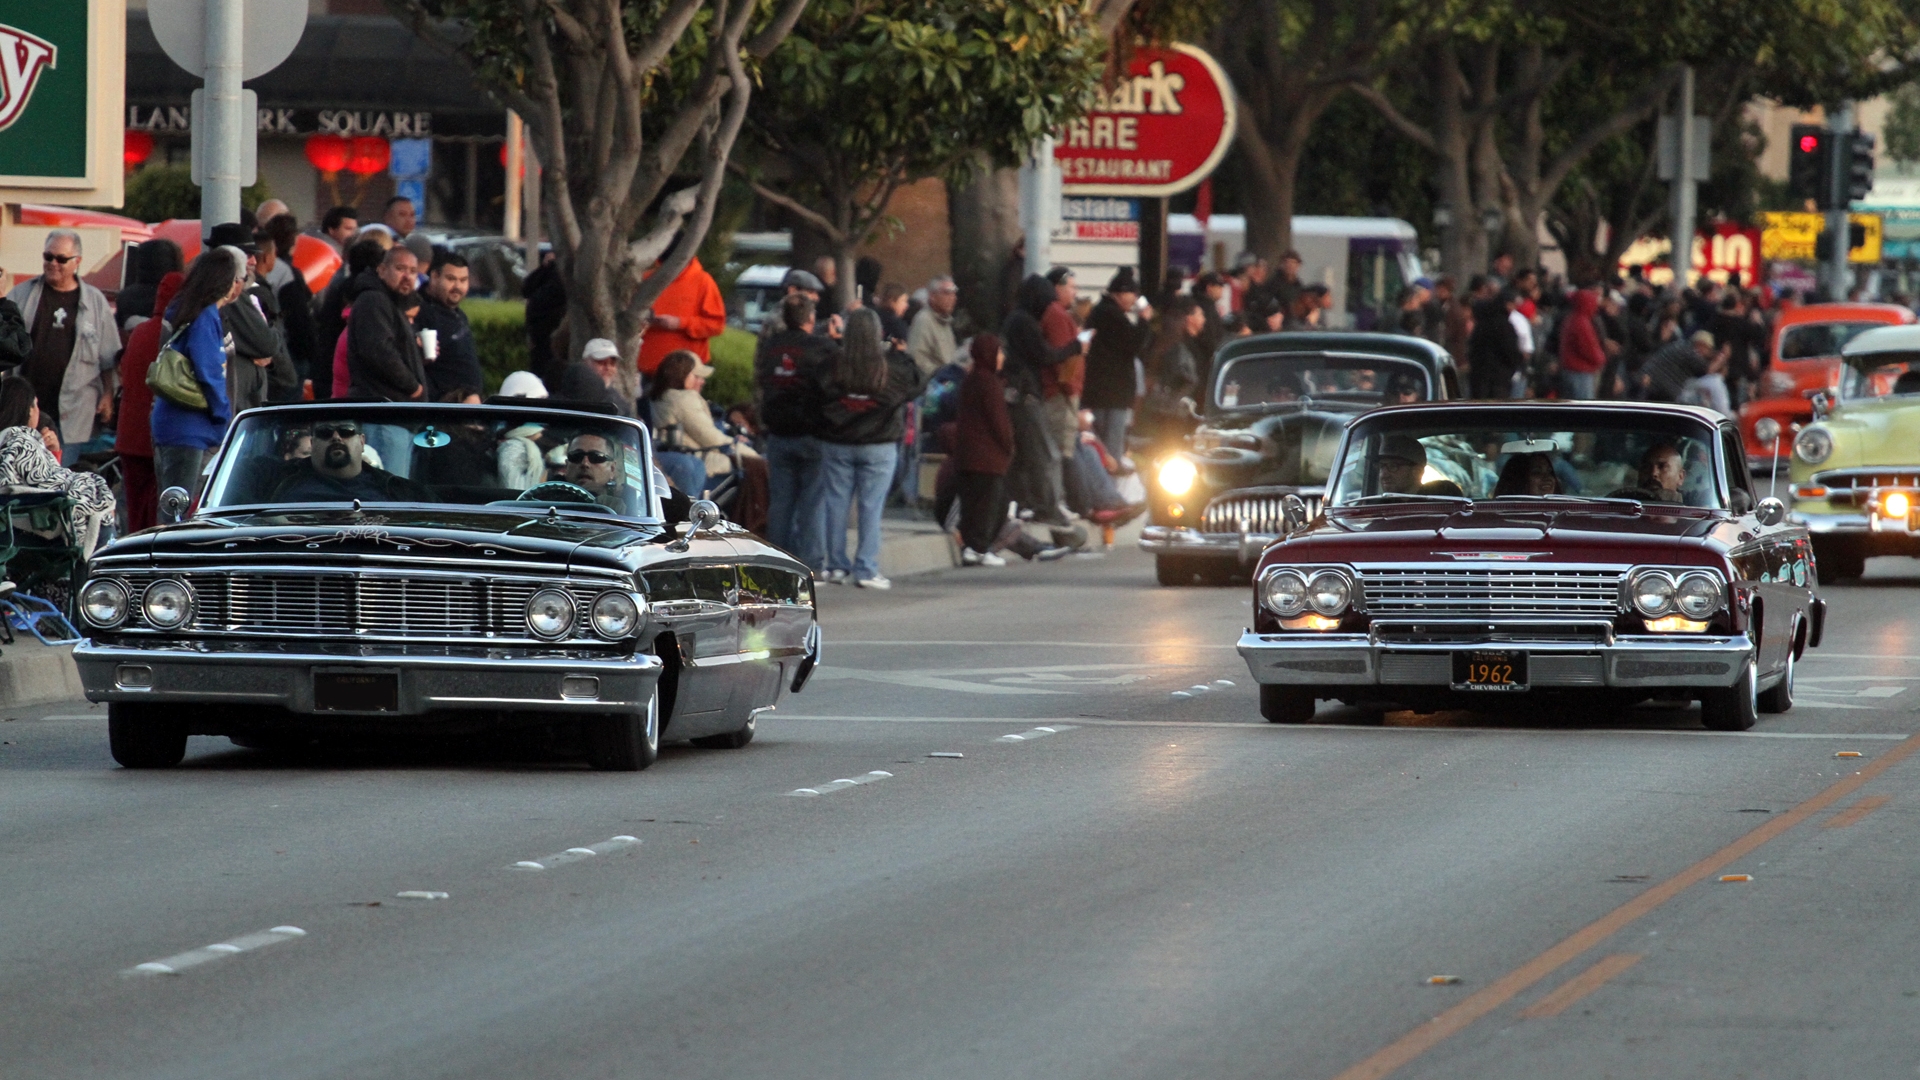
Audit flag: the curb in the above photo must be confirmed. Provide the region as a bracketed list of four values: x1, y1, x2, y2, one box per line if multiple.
[877, 514, 1147, 580]
[0, 640, 85, 711]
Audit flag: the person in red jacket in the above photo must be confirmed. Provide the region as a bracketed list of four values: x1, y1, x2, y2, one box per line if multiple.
[953, 334, 1016, 566]
[636, 256, 727, 378]
[116, 271, 184, 533]
[1557, 285, 1606, 400]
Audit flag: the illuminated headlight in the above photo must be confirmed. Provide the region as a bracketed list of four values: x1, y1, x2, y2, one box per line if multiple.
[1674, 572, 1725, 620]
[1883, 491, 1911, 519]
[1261, 570, 1309, 617]
[1157, 456, 1197, 496]
[526, 588, 576, 640]
[1793, 426, 1832, 465]
[1628, 570, 1676, 618]
[1306, 570, 1351, 617]
[81, 579, 128, 628]
[141, 579, 193, 629]
[1753, 417, 1781, 446]
[590, 591, 640, 639]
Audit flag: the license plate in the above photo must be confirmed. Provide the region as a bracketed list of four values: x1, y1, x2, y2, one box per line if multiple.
[313, 670, 399, 712]
[1451, 650, 1528, 692]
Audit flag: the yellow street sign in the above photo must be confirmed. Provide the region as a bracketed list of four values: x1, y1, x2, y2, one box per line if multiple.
[1761, 210, 1883, 263]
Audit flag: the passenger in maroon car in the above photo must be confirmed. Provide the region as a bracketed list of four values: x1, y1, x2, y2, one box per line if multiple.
[1492, 452, 1560, 496]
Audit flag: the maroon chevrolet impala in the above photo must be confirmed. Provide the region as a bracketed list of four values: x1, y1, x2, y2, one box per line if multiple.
[1238, 401, 1824, 731]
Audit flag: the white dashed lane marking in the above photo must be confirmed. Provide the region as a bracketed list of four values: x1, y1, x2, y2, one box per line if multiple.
[125, 926, 306, 976]
[998, 724, 1077, 742]
[510, 835, 640, 870]
[789, 771, 893, 797]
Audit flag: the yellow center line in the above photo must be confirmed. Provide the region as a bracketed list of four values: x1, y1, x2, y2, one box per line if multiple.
[1330, 736, 1919, 1080]
[1518, 953, 1643, 1019]
[1822, 794, 1891, 829]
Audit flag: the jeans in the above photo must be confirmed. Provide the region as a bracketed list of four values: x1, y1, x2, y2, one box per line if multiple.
[1560, 370, 1598, 400]
[1089, 407, 1130, 463]
[764, 433, 826, 570]
[362, 423, 414, 478]
[819, 440, 897, 581]
[655, 450, 708, 499]
[153, 444, 212, 505]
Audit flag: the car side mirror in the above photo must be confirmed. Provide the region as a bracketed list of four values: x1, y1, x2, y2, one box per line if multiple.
[667, 499, 721, 552]
[1755, 496, 1787, 527]
[158, 486, 191, 525]
[1806, 391, 1830, 419]
[1281, 493, 1308, 532]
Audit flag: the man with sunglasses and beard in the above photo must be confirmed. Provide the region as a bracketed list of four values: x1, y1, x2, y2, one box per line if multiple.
[272, 419, 427, 503]
[6, 229, 115, 463]
[562, 433, 626, 508]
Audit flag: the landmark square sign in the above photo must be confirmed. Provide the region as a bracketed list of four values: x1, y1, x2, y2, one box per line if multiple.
[1055, 43, 1236, 198]
[0, 0, 124, 206]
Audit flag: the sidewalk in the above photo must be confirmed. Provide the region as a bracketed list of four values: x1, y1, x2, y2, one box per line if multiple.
[0, 636, 84, 710]
[864, 507, 1147, 580]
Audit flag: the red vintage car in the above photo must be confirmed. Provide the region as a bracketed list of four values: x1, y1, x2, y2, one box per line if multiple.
[1238, 400, 1822, 731]
[1738, 302, 1914, 476]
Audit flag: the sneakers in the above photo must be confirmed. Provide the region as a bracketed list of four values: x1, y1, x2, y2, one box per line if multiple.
[961, 547, 1007, 567]
[854, 575, 892, 590]
[815, 569, 849, 585]
[1034, 545, 1072, 562]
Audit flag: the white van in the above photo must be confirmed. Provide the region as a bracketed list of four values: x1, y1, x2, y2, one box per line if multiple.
[1169, 214, 1425, 331]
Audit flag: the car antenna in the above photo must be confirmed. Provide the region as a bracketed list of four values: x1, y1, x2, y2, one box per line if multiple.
[1769, 435, 1781, 500]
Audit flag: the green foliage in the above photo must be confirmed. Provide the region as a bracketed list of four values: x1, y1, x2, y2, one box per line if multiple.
[1888, 82, 1920, 168]
[120, 164, 273, 224]
[465, 297, 529, 395]
[705, 328, 757, 407]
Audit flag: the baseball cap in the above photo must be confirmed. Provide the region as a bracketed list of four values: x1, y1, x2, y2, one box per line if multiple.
[499, 370, 550, 398]
[582, 337, 620, 361]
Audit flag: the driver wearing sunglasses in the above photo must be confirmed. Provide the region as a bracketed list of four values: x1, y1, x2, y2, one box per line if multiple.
[272, 419, 426, 503]
[563, 433, 623, 505]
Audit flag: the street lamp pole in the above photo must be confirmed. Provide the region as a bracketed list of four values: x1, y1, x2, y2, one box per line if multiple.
[1667, 66, 1696, 289]
[199, 0, 245, 233]
[1828, 101, 1854, 297]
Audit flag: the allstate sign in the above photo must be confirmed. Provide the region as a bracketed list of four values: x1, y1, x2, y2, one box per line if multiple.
[0, 0, 124, 206]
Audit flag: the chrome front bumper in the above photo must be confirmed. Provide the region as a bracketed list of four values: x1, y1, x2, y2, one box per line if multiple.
[1139, 525, 1272, 563]
[1237, 628, 1753, 690]
[74, 642, 665, 715]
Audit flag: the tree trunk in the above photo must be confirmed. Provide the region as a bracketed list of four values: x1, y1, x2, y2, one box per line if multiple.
[947, 159, 1022, 334]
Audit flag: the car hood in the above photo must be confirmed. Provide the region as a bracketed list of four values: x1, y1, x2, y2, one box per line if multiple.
[96, 507, 670, 573]
[1266, 501, 1733, 566]
[1189, 405, 1359, 491]
[1794, 396, 1920, 477]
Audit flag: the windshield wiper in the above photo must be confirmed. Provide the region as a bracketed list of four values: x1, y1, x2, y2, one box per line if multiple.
[1345, 493, 1471, 505]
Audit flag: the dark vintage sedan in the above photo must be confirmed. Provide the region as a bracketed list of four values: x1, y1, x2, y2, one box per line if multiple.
[75, 402, 819, 770]
[1139, 332, 1459, 585]
[1238, 401, 1823, 731]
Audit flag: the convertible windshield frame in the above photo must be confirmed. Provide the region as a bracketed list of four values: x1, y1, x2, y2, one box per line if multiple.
[1208, 351, 1434, 414]
[1326, 405, 1733, 511]
[198, 403, 660, 520]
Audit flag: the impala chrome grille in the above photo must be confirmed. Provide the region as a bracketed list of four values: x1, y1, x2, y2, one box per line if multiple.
[113, 572, 610, 638]
[1358, 567, 1624, 618]
[1199, 491, 1322, 534]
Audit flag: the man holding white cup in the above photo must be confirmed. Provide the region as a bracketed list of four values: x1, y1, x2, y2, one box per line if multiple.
[415, 252, 483, 401]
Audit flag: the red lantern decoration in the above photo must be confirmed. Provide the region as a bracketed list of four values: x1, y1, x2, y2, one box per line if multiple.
[346, 136, 390, 177]
[123, 130, 154, 168]
[304, 133, 348, 174]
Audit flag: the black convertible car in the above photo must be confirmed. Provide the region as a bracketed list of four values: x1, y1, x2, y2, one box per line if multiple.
[1139, 332, 1460, 585]
[74, 401, 819, 771]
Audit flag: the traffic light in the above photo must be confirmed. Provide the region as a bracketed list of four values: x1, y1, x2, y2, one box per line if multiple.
[1848, 131, 1876, 203]
[1789, 124, 1832, 209]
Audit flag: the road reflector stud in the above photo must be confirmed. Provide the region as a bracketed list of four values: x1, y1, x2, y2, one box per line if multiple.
[396, 890, 449, 900]
[1426, 975, 1462, 985]
[929, 752, 964, 758]
[1719, 874, 1752, 882]
[1836, 751, 1863, 758]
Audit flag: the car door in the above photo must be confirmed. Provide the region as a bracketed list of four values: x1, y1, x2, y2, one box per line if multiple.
[640, 538, 739, 726]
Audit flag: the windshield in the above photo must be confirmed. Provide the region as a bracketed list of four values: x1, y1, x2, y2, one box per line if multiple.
[202, 407, 655, 517]
[1213, 354, 1429, 411]
[1839, 356, 1920, 401]
[1329, 412, 1726, 509]
[1779, 322, 1886, 361]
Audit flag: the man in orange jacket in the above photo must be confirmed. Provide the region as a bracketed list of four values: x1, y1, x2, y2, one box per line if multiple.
[636, 257, 727, 377]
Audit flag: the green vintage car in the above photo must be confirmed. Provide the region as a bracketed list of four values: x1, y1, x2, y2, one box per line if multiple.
[1789, 323, 1920, 582]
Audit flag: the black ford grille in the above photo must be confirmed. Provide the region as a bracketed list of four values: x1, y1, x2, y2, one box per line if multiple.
[115, 572, 605, 638]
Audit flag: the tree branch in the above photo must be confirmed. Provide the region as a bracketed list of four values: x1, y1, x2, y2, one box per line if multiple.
[744, 0, 810, 59]
[731, 163, 845, 242]
[1349, 82, 1438, 153]
[1539, 64, 1684, 198]
[1092, 0, 1136, 37]
[630, 0, 706, 74]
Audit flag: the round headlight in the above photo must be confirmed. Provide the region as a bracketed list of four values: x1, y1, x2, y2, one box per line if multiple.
[1753, 417, 1781, 446]
[526, 588, 576, 640]
[1306, 570, 1351, 617]
[81, 579, 128, 628]
[1157, 456, 1198, 496]
[590, 591, 640, 639]
[1261, 570, 1309, 617]
[1794, 426, 1832, 465]
[1629, 571, 1676, 618]
[141, 579, 193, 628]
[1674, 572, 1724, 619]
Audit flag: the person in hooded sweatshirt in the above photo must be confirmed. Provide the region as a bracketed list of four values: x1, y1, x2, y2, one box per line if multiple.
[999, 274, 1082, 524]
[1556, 284, 1606, 400]
[116, 270, 185, 532]
[816, 307, 931, 590]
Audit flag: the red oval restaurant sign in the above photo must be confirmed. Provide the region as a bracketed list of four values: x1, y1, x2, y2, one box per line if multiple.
[1055, 43, 1236, 198]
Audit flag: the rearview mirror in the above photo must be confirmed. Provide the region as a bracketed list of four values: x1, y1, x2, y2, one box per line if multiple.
[667, 499, 722, 553]
[1281, 493, 1308, 532]
[1755, 497, 1787, 527]
[158, 486, 191, 525]
[1807, 391, 1831, 419]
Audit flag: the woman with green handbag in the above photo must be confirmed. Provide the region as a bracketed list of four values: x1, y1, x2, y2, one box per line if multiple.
[151, 246, 242, 500]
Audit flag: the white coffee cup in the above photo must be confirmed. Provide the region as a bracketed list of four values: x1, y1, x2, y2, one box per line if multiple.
[418, 328, 439, 360]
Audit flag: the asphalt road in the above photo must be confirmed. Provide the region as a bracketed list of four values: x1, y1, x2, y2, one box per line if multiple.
[6, 545, 1920, 1079]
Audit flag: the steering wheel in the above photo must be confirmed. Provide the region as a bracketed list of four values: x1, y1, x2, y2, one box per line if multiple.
[517, 481, 600, 504]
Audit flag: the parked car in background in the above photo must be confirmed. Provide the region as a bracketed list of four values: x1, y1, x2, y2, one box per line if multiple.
[1738, 302, 1914, 476]
[729, 263, 789, 331]
[1139, 332, 1459, 586]
[1788, 323, 1920, 582]
[1239, 400, 1819, 731]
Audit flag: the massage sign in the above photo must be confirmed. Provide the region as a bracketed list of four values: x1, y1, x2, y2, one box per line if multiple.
[1054, 43, 1236, 198]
